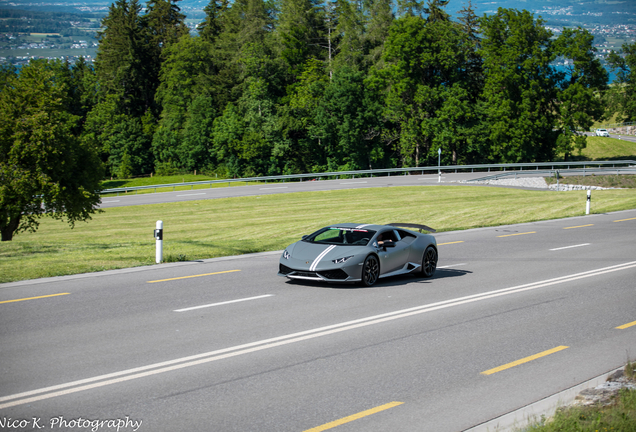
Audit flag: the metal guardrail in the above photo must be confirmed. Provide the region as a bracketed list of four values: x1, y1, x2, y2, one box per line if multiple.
[100, 160, 636, 195]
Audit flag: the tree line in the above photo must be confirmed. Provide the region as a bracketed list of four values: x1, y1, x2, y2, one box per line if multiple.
[1, 0, 635, 240]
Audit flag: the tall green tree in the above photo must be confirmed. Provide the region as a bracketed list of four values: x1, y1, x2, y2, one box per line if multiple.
[199, 0, 228, 43]
[83, 95, 154, 177]
[145, 0, 189, 51]
[423, 0, 449, 22]
[276, 0, 326, 76]
[553, 27, 608, 160]
[213, 77, 279, 176]
[95, 0, 156, 117]
[376, 12, 475, 166]
[0, 60, 103, 241]
[153, 34, 221, 170]
[479, 8, 558, 163]
[397, 0, 423, 18]
[276, 58, 329, 172]
[314, 67, 385, 170]
[362, 0, 394, 69]
[332, 0, 365, 72]
[608, 42, 636, 123]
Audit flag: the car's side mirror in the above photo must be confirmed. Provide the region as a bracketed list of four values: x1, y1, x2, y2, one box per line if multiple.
[378, 241, 395, 249]
[302, 235, 308, 240]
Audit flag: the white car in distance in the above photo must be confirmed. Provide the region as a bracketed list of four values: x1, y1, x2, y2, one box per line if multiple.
[595, 128, 610, 137]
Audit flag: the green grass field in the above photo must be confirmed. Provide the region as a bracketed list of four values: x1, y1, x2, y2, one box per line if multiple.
[579, 136, 636, 161]
[2, 186, 636, 283]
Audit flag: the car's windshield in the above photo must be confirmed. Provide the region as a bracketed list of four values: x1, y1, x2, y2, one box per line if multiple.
[303, 227, 376, 246]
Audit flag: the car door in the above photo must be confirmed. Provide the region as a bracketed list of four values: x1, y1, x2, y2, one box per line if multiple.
[377, 229, 410, 274]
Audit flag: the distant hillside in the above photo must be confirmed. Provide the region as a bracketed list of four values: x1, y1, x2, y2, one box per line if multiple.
[1, 0, 635, 25]
[0, 9, 100, 34]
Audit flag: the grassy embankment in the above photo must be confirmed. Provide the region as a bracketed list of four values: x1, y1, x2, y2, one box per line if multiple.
[1, 136, 636, 283]
[522, 362, 636, 432]
[549, 136, 636, 187]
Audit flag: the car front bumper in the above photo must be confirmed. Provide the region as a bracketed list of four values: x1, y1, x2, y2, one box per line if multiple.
[278, 263, 361, 283]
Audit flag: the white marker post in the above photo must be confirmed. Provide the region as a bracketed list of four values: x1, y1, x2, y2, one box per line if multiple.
[154, 220, 163, 263]
[586, 190, 591, 215]
[438, 148, 442, 183]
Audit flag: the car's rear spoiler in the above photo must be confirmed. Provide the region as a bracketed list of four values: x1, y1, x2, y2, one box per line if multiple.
[388, 223, 436, 233]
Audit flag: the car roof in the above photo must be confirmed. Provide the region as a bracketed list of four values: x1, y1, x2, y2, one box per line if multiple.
[327, 223, 386, 230]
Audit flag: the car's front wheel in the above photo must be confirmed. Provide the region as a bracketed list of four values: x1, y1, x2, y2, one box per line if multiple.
[421, 246, 437, 278]
[361, 255, 379, 286]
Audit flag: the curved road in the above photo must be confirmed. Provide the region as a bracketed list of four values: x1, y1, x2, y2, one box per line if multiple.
[98, 168, 621, 208]
[1, 207, 635, 431]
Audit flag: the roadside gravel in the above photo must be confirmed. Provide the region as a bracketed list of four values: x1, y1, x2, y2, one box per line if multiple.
[463, 176, 621, 191]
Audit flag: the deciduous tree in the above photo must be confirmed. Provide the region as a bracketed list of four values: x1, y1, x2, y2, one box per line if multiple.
[0, 61, 103, 241]
[608, 42, 636, 123]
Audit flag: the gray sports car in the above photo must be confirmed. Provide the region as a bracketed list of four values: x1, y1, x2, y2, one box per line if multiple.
[278, 223, 438, 286]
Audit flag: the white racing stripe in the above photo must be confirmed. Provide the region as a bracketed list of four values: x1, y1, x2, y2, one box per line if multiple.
[3, 260, 636, 409]
[310, 245, 336, 271]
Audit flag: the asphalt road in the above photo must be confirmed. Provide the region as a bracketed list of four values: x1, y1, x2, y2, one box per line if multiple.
[98, 167, 631, 208]
[98, 173, 473, 208]
[1, 210, 635, 432]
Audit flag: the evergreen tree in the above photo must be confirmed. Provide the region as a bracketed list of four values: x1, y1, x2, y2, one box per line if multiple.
[153, 35, 220, 170]
[332, 0, 366, 71]
[397, 0, 423, 18]
[276, 0, 327, 76]
[145, 0, 189, 51]
[95, 0, 156, 117]
[423, 0, 449, 23]
[362, 0, 394, 69]
[199, 0, 228, 43]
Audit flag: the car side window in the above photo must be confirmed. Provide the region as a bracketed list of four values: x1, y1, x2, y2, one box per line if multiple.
[378, 230, 398, 243]
[397, 229, 416, 239]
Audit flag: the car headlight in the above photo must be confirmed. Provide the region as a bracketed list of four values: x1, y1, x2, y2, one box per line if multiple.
[332, 255, 353, 264]
[282, 250, 291, 260]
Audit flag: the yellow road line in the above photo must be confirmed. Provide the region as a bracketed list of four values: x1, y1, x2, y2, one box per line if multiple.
[303, 402, 404, 432]
[0, 293, 70, 305]
[563, 224, 594, 229]
[438, 241, 464, 246]
[616, 320, 636, 330]
[614, 217, 636, 222]
[497, 231, 536, 238]
[147, 269, 241, 283]
[481, 346, 569, 375]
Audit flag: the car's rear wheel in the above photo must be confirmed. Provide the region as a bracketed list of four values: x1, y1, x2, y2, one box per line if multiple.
[361, 255, 379, 286]
[421, 246, 437, 278]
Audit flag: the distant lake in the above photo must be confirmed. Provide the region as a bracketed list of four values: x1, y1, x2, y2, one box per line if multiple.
[553, 64, 618, 84]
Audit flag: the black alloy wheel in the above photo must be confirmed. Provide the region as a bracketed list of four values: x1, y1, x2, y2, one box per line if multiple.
[421, 246, 437, 278]
[361, 255, 380, 286]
